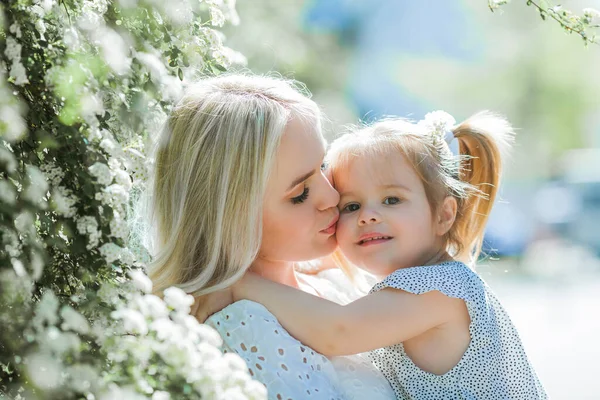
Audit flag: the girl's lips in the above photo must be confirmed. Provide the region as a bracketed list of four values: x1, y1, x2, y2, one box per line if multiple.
[356, 233, 393, 246]
[358, 237, 392, 247]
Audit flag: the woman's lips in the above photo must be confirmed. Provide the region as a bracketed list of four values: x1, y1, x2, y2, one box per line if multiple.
[320, 214, 339, 235]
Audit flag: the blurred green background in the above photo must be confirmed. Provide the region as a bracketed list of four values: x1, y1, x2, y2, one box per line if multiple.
[225, 1, 600, 398]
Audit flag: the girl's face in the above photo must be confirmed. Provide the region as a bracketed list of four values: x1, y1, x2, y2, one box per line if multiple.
[259, 117, 340, 263]
[334, 152, 448, 277]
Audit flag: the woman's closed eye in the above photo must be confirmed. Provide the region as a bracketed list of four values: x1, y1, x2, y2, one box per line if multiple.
[291, 186, 310, 204]
[340, 202, 360, 213]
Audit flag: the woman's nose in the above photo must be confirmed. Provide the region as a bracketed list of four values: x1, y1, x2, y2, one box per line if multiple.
[317, 171, 340, 211]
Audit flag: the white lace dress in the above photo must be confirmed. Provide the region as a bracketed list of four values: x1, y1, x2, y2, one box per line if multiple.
[205, 269, 395, 400]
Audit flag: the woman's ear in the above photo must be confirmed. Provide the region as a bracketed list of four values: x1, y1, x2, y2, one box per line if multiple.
[436, 196, 457, 236]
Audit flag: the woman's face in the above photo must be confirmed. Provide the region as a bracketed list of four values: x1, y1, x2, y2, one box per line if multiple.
[259, 117, 340, 263]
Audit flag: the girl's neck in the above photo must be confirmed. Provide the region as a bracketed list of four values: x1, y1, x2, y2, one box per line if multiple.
[422, 248, 454, 266]
[249, 258, 301, 289]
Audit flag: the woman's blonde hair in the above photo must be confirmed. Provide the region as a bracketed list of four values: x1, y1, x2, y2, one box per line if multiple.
[327, 112, 514, 266]
[147, 74, 321, 296]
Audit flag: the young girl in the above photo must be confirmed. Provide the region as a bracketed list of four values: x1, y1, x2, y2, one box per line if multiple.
[230, 111, 547, 399]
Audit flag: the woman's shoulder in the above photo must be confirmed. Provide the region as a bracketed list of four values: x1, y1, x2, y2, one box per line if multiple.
[206, 300, 348, 399]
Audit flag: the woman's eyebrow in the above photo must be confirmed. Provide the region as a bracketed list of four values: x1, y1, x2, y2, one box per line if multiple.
[288, 170, 316, 191]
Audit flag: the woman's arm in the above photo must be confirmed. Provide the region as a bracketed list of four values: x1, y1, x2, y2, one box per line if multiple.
[233, 273, 465, 356]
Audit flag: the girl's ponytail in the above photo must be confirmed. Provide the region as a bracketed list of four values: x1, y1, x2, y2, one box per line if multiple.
[450, 112, 514, 264]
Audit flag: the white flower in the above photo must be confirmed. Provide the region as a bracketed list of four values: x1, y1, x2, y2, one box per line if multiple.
[149, 317, 177, 340]
[418, 110, 456, 135]
[105, 184, 129, 206]
[136, 52, 168, 83]
[97, 27, 132, 75]
[9, 60, 29, 86]
[110, 210, 129, 239]
[11, 258, 26, 277]
[76, 215, 101, 249]
[112, 308, 148, 334]
[99, 383, 148, 400]
[26, 353, 63, 390]
[4, 37, 22, 61]
[9, 23, 22, 38]
[30, 250, 44, 280]
[79, 92, 105, 124]
[38, 326, 82, 355]
[99, 242, 123, 264]
[51, 186, 78, 218]
[134, 294, 169, 319]
[100, 137, 121, 156]
[160, 75, 183, 102]
[152, 391, 170, 400]
[40, 162, 65, 186]
[120, 249, 136, 265]
[0, 146, 18, 172]
[62, 26, 81, 50]
[89, 162, 113, 186]
[35, 19, 47, 39]
[15, 211, 35, 234]
[39, 0, 56, 14]
[60, 305, 90, 334]
[129, 269, 152, 293]
[210, 7, 226, 27]
[113, 168, 132, 191]
[0, 180, 16, 205]
[201, 27, 223, 49]
[65, 364, 98, 393]
[244, 380, 268, 400]
[123, 148, 146, 168]
[23, 165, 49, 207]
[2, 228, 22, 258]
[0, 103, 27, 142]
[163, 287, 194, 314]
[181, 315, 223, 347]
[97, 281, 121, 305]
[583, 8, 600, 20]
[36, 291, 60, 327]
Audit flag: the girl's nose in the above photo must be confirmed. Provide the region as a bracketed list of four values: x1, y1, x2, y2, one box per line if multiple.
[358, 209, 381, 226]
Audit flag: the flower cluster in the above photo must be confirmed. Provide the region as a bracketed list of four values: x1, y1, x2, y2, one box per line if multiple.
[489, 1, 600, 45]
[0, 0, 260, 398]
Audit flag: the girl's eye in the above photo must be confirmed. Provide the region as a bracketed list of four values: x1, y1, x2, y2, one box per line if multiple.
[341, 203, 360, 213]
[291, 187, 310, 204]
[383, 197, 401, 205]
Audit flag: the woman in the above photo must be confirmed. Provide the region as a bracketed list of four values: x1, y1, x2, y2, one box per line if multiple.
[147, 74, 394, 399]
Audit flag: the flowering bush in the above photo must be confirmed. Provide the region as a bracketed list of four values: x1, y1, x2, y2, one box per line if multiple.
[489, 0, 600, 45]
[0, 0, 265, 399]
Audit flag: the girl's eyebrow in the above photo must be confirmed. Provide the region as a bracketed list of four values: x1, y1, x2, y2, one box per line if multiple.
[380, 184, 411, 192]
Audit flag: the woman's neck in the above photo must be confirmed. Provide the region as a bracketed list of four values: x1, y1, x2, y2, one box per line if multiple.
[249, 258, 301, 289]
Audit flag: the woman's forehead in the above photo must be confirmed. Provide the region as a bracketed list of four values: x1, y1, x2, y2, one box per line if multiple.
[271, 118, 325, 187]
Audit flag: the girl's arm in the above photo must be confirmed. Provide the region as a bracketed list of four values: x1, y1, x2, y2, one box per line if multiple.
[233, 272, 466, 357]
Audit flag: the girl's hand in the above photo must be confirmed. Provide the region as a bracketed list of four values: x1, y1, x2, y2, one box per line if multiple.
[192, 287, 234, 323]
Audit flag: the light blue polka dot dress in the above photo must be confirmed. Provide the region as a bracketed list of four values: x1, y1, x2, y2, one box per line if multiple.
[368, 261, 547, 399]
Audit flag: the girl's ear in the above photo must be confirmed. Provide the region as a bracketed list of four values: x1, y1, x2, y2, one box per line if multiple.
[436, 196, 457, 237]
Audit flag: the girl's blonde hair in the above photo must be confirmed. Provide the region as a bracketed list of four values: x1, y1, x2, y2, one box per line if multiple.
[327, 112, 514, 266]
[148, 74, 321, 296]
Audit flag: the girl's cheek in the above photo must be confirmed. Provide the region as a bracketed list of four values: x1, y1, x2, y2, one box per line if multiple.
[335, 218, 352, 245]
